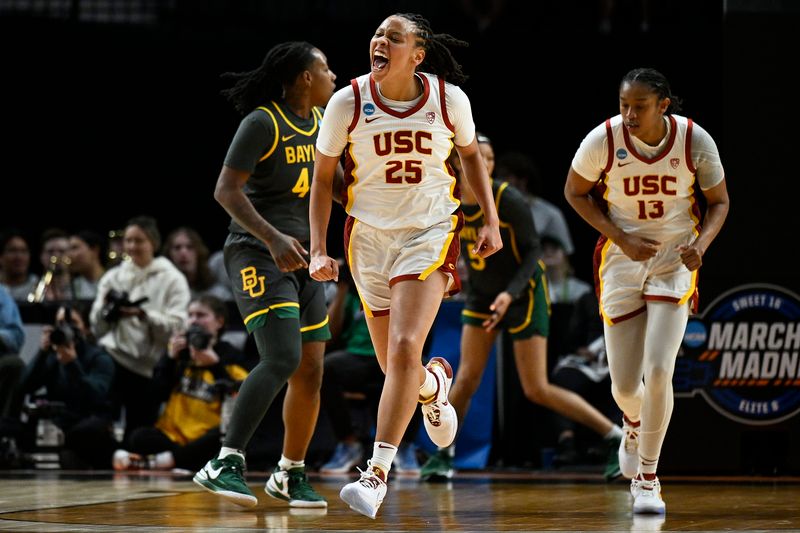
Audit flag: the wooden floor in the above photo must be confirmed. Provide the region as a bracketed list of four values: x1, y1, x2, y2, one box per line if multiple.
[1, 470, 799, 532]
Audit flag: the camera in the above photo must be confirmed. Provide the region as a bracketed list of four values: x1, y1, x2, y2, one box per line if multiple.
[101, 289, 148, 323]
[48, 323, 76, 347]
[186, 323, 213, 350]
[48, 305, 79, 348]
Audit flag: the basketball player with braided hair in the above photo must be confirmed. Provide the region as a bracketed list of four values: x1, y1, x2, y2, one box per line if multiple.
[309, 13, 502, 518]
[193, 41, 337, 509]
[565, 67, 729, 514]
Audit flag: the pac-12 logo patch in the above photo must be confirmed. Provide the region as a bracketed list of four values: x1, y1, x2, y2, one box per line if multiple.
[426, 111, 436, 124]
[363, 103, 375, 116]
[675, 284, 800, 425]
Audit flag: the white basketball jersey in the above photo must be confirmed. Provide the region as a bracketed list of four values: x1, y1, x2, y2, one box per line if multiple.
[342, 73, 459, 230]
[598, 114, 702, 242]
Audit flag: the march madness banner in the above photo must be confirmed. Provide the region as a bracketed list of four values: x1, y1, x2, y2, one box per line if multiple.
[676, 284, 800, 425]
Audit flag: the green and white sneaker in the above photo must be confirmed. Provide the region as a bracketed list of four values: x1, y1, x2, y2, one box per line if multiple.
[420, 449, 454, 481]
[604, 435, 623, 481]
[265, 466, 327, 508]
[193, 454, 257, 507]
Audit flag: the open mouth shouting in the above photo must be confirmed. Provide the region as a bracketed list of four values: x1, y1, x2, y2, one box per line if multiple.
[372, 50, 388, 73]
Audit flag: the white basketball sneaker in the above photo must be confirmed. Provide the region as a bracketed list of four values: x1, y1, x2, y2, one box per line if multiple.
[420, 357, 458, 448]
[619, 415, 640, 478]
[339, 462, 387, 519]
[632, 476, 666, 514]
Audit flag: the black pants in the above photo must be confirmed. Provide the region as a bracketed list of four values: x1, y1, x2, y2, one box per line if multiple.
[17, 415, 117, 469]
[110, 363, 158, 446]
[320, 350, 422, 444]
[129, 426, 222, 471]
[0, 355, 24, 419]
[551, 366, 620, 435]
[63, 416, 117, 469]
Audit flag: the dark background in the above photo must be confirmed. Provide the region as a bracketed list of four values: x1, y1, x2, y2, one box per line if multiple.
[2, 0, 799, 473]
[5, 0, 790, 299]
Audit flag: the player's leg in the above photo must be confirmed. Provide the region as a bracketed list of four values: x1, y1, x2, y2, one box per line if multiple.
[632, 301, 687, 514]
[266, 273, 332, 507]
[340, 272, 448, 518]
[194, 237, 302, 507]
[420, 323, 496, 481]
[514, 335, 616, 435]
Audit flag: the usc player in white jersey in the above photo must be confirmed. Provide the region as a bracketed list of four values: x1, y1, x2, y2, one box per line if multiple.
[565, 68, 729, 515]
[309, 12, 502, 519]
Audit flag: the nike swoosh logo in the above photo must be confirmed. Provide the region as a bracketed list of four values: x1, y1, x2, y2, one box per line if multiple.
[275, 477, 285, 491]
[377, 443, 395, 449]
[365, 116, 381, 123]
[617, 161, 635, 167]
[281, 134, 297, 141]
[207, 465, 224, 480]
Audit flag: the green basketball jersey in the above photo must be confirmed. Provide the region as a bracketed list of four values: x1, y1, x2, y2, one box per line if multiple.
[460, 180, 542, 300]
[224, 101, 324, 243]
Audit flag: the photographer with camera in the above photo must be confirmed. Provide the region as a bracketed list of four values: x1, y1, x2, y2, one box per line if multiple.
[90, 216, 190, 445]
[112, 295, 247, 472]
[19, 305, 117, 468]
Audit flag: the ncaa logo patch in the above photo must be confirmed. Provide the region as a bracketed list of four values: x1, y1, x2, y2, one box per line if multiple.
[616, 148, 628, 160]
[675, 284, 800, 425]
[363, 103, 375, 116]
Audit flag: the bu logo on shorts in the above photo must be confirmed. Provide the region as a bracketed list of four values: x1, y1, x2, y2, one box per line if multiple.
[240, 266, 266, 298]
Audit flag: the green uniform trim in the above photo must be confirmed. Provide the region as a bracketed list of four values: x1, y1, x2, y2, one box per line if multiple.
[300, 315, 332, 342]
[301, 323, 332, 342]
[461, 261, 550, 340]
[244, 302, 300, 332]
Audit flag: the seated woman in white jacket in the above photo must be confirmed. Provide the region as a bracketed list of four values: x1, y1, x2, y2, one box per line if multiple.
[90, 216, 190, 445]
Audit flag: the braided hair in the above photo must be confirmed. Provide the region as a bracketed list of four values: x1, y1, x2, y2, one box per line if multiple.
[221, 41, 318, 116]
[395, 13, 469, 85]
[621, 68, 684, 114]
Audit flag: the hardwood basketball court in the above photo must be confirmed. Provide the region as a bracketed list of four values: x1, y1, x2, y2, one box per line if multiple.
[1, 470, 798, 531]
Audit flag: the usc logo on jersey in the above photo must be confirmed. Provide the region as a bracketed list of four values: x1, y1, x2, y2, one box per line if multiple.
[372, 130, 435, 185]
[622, 175, 677, 196]
[373, 130, 433, 156]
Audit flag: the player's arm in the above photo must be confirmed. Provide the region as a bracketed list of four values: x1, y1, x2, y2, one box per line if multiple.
[482, 187, 541, 331]
[677, 179, 729, 270]
[215, 113, 308, 272]
[564, 167, 659, 261]
[457, 139, 502, 258]
[215, 167, 277, 244]
[308, 153, 340, 281]
[214, 167, 308, 272]
[501, 186, 541, 299]
[331, 161, 345, 206]
[677, 124, 730, 270]
[309, 86, 353, 281]
[448, 85, 501, 258]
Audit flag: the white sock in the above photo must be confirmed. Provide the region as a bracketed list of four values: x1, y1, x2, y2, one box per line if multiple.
[278, 455, 305, 471]
[371, 442, 397, 476]
[605, 425, 624, 440]
[218, 446, 245, 460]
[419, 367, 438, 400]
[154, 451, 175, 469]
